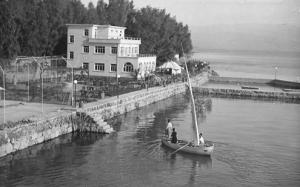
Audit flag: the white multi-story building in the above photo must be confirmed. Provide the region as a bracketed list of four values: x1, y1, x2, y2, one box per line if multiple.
[66, 24, 156, 79]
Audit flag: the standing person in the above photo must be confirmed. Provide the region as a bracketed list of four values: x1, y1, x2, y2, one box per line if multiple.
[166, 119, 173, 139]
[198, 133, 205, 145]
[171, 128, 178, 143]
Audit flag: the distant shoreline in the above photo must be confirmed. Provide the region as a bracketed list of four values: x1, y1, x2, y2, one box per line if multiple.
[192, 49, 300, 58]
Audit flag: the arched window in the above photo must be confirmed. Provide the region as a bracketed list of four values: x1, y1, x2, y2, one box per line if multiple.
[123, 62, 133, 72]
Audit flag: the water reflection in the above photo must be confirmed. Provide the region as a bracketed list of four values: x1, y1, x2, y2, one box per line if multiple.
[163, 147, 213, 186]
[0, 133, 104, 186]
[163, 146, 213, 170]
[1, 94, 298, 186]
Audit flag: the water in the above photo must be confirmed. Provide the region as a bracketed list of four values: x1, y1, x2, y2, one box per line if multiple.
[0, 94, 300, 187]
[193, 50, 300, 82]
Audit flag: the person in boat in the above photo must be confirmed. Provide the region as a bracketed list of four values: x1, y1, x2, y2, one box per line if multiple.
[199, 133, 205, 145]
[166, 119, 173, 139]
[171, 128, 178, 143]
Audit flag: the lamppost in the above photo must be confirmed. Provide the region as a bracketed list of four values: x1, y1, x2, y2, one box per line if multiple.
[27, 63, 30, 102]
[74, 80, 77, 107]
[42, 59, 44, 115]
[0, 65, 5, 124]
[115, 44, 119, 98]
[275, 67, 278, 80]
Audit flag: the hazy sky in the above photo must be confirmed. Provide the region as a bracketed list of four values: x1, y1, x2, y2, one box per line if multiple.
[82, 0, 300, 27]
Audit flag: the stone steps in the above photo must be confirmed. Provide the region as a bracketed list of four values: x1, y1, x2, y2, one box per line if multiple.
[89, 114, 114, 134]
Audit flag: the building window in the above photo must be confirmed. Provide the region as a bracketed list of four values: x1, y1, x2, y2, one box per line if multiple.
[111, 47, 117, 54]
[95, 46, 105, 54]
[94, 63, 105, 71]
[123, 62, 133, 72]
[110, 64, 117, 72]
[84, 29, 89, 36]
[70, 51, 74, 59]
[83, 46, 89, 53]
[69, 35, 74, 43]
[135, 47, 138, 54]
[83, 62, 89, 69]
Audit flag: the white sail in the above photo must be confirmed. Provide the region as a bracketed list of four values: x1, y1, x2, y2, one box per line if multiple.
[181, 45, 200, 146]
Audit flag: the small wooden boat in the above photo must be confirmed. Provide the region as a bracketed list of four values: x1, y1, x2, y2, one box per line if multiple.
[161, 138, 214, 156]
[161, 44, 215, 156]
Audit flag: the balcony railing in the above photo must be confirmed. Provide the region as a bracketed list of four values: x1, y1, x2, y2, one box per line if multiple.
[138, 54, 156, 57]
[123, 37, 141, 41]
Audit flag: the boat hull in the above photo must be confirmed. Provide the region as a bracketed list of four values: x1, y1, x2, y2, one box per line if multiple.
[161, 139, 214, 156]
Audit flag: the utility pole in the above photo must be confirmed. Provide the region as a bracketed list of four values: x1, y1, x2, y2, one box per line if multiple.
[116, 44, 119, 98]
[0, 65, 5, 124]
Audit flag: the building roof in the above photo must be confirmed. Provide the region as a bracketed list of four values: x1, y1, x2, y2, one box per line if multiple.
[158, 61, 182, 70]
[66, 24, 126, 29]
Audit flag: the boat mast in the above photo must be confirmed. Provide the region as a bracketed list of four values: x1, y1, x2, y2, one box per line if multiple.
[181, 44, 200, 146]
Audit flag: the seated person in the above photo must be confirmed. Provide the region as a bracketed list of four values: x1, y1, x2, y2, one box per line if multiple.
[171, 128, 177, 143]
[199, 133, 205, 145]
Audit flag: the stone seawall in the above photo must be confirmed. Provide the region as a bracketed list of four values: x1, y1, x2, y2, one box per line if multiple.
[209, 76, 300, 89]
[0, 111, 76, 157]
[79, 83, 187, 121]
[0, 82, 189, 158]
[194, 87, 300, 101]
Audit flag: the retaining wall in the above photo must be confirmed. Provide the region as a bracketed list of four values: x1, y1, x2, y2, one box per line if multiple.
[194, 87, 300, 101]
[0, 82, 190, 158]
[209, 76, 300, 89]
[209, 76, 272, 84]
[79, 83, 187, 120]
[0, 112, 76, 157]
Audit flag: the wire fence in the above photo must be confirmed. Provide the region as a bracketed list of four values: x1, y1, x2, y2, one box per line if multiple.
[0, 57, 189, 107]
[1, 57, 73, 106]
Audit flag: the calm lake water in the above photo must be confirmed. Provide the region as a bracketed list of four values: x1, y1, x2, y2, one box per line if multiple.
[193, 51, 300, 82]
[0, 94, 300, 187]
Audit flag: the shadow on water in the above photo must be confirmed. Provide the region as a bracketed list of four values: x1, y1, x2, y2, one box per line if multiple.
[162, 146, 213, 186]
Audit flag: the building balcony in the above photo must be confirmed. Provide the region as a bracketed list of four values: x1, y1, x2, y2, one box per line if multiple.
[123, 37, 141, 41]
[88, 38, 119, 44]
[137, 54, 156, 57]
[88, 37, 141, 45]
[117, 54, 156, 58]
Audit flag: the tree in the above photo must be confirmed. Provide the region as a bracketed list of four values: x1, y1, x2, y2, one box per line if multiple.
[125, 6, 192, 65]
[96, 0, 108, 24]
[35, 1, 49, 55]
[87, 2, 98, 24]
[0, 0, 193, 63]
[107, 0, 134, 26]
[44, 0, 65, 55]
[0, 0, 19, 58]
[63, 0, 88, 24]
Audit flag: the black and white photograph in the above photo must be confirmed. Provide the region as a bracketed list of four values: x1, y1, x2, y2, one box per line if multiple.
[0, 0, 300, 186]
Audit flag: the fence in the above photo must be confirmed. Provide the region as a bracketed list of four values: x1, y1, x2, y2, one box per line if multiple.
[1, 57, 73, 106]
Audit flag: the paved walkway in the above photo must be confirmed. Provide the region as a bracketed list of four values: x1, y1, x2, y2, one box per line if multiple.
[0, 100, 74, 124]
